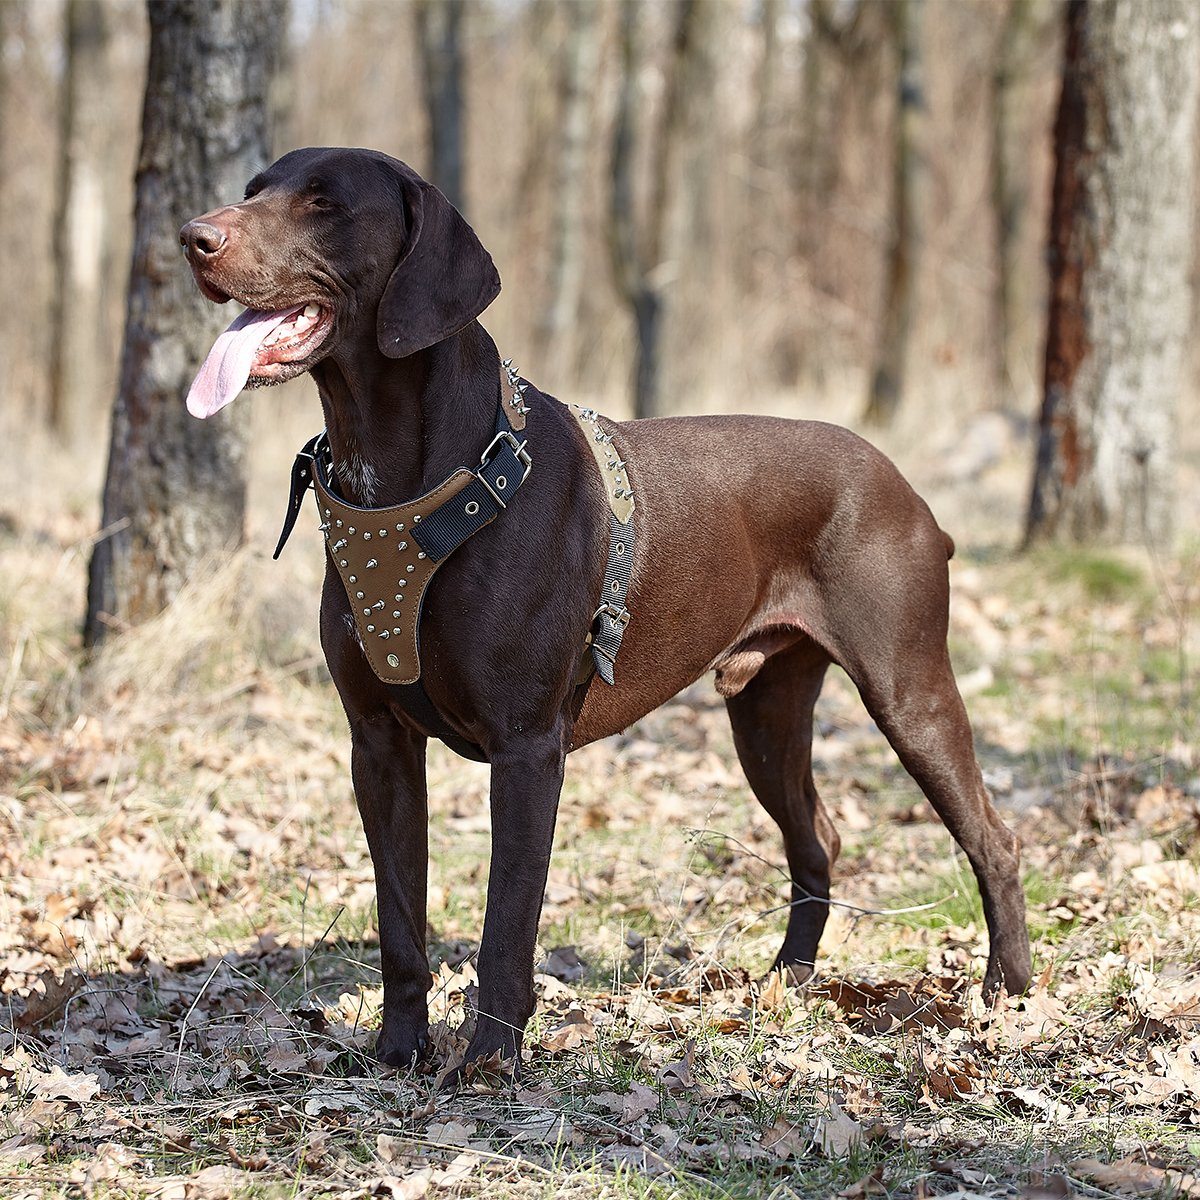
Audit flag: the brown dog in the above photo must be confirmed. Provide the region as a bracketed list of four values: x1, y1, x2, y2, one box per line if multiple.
[180, 147, 1031, 1071]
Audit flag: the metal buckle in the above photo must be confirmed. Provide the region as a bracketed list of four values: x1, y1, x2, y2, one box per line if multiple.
[592, 603, 630, 630]
[479, 430, 532, 509]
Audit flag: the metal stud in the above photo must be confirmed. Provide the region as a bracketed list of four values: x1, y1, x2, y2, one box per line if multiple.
[336, 519, 343, 527]
[363, 532, 371, 540]
[393, 611, 401, 618]
[393, 628, 401, 635]
[413, 514, 421, 523]
[417, 552, 426, 560]
[387, 654, 400, 668]
[399, 579, 407, 587]
[356, 591, 364, 599]
[397, 541, 407, 550]
[349, 575, 357, 583]
[323, 509, 330, 517]
[363, 608, 371, 616]
[396, 522, 405, 531]
[340, 560, 348, 567]
[380, 630, 390, 639]
[348, 527, 355, 535]
[379, 529, 387, 537]
[366, 559, 377, 568]
[367, 624, 374, 632]
[373, 600, 385, 609]
[406, 564, 414, 572]
[395, 594, 403, 601]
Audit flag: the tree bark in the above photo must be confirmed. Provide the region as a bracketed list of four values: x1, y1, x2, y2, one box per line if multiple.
[1026, 0, 1199, 547]
[537, 0, 598, 372]
[863, 0, 924, 427]
[989, 0, 1034, 409]
[84, 0, 286, 647]
[608, 0, 697, 419]
[48, 0, 111, 439]
[414, 0, 465, 213]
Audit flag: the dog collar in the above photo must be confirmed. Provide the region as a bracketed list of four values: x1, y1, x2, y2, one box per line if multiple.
[274, 361, 531, 686]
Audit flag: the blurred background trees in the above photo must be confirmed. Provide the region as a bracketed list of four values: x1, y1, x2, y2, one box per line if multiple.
[0, 0, 1197, 634]
[83, 0, 287, 646]
[1026, 0, 1198, 549]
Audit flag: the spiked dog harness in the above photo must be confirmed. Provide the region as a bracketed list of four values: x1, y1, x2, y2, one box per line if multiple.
[274, 357, 635, 755]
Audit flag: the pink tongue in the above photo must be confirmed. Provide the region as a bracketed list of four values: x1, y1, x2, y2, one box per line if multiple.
[186, 305, 302, 419]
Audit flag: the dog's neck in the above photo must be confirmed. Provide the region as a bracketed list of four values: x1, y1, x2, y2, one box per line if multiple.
[310, 322, 500, 507]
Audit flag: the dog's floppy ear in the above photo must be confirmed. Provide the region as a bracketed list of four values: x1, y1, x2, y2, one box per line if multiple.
[377, 168, 501, 359]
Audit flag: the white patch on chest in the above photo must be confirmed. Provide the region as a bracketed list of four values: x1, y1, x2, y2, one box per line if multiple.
[342, 611, 364, 649]
[337, 453, 379, 505]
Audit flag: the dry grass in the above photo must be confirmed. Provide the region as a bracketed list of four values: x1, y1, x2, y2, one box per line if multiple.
[0, 387, 1198, 1199]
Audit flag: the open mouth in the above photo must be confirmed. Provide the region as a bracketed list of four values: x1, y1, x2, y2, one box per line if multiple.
[186, 301, 334, 419]
[250, 303, 333, 377]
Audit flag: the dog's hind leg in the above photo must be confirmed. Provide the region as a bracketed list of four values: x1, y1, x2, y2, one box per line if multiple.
[827, 529, 1033, 997]
[725, 638, 838, 983]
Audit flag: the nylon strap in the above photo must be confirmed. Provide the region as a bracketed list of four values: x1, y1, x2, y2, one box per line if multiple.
[567, 405, 635, 684]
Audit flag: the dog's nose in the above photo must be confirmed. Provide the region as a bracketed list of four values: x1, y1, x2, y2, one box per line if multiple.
[179, 219, 228, 263]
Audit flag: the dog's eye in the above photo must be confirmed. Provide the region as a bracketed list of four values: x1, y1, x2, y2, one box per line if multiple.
[308, 195, 335, 211]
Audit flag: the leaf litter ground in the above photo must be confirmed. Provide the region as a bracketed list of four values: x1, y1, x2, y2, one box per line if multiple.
[0, 420, 1198, 1199]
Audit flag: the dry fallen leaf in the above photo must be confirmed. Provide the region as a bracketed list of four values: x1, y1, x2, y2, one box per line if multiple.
[540, 1008, 596, 1052]
[1070, 1158, 1200, 1197]
[29, 1065, 101, 1102]
[184, 1165, 256, 1200]
[761, 1115, 808, 1160]
[813, 1097, 864, 1157]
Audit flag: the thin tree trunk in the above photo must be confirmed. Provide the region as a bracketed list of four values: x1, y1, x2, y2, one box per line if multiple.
[538, 0, 598, 373]
[85, 0, 286, 647]
[414, 0, 465, 212]
[48, 0, 110, 439]
[608, 0, 696, 420]
[1026, 0, 1199, 547]
[989, 0, 1033, 410]
[863, 0, 924, 427]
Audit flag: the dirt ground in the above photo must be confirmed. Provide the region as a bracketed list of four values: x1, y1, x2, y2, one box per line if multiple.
[0, 382, 1197, 1199]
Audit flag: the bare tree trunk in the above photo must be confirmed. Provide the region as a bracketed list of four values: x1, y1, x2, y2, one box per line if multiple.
[608, 0, 697, 419]
[989, 0, 1033, 410]
[85, 0, 286, 648]
[1026, 0, 1199, 547]
[863, 0, 924, 427]
[414, 0, 465, 213]
[537, 0, 598, 374]
[47, 0, 111, 439]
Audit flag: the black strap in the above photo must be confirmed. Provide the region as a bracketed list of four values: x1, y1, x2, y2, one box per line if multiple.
[274, 433, 325, 560]
[413, 409, 530, 561]
[590, 512, 634, 684]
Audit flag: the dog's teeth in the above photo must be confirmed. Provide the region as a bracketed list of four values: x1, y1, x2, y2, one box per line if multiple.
[303, 303, 319, 318]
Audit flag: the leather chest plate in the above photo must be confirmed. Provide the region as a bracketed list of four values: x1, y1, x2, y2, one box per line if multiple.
[314, 469, 477, 685]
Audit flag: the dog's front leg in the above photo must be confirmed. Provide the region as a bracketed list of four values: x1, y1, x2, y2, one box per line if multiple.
[349, 717, 431, 1067]
[464, 732, 566, 1070]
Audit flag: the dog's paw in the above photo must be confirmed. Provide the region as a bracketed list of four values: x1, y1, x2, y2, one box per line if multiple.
[375, 1023, 430, 1069]
[762, 959, 814, 988]
[434, 1018, 522, 1091]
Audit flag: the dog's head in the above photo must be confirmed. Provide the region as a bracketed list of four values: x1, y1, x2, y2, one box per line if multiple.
[179, 147, 500, 418]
